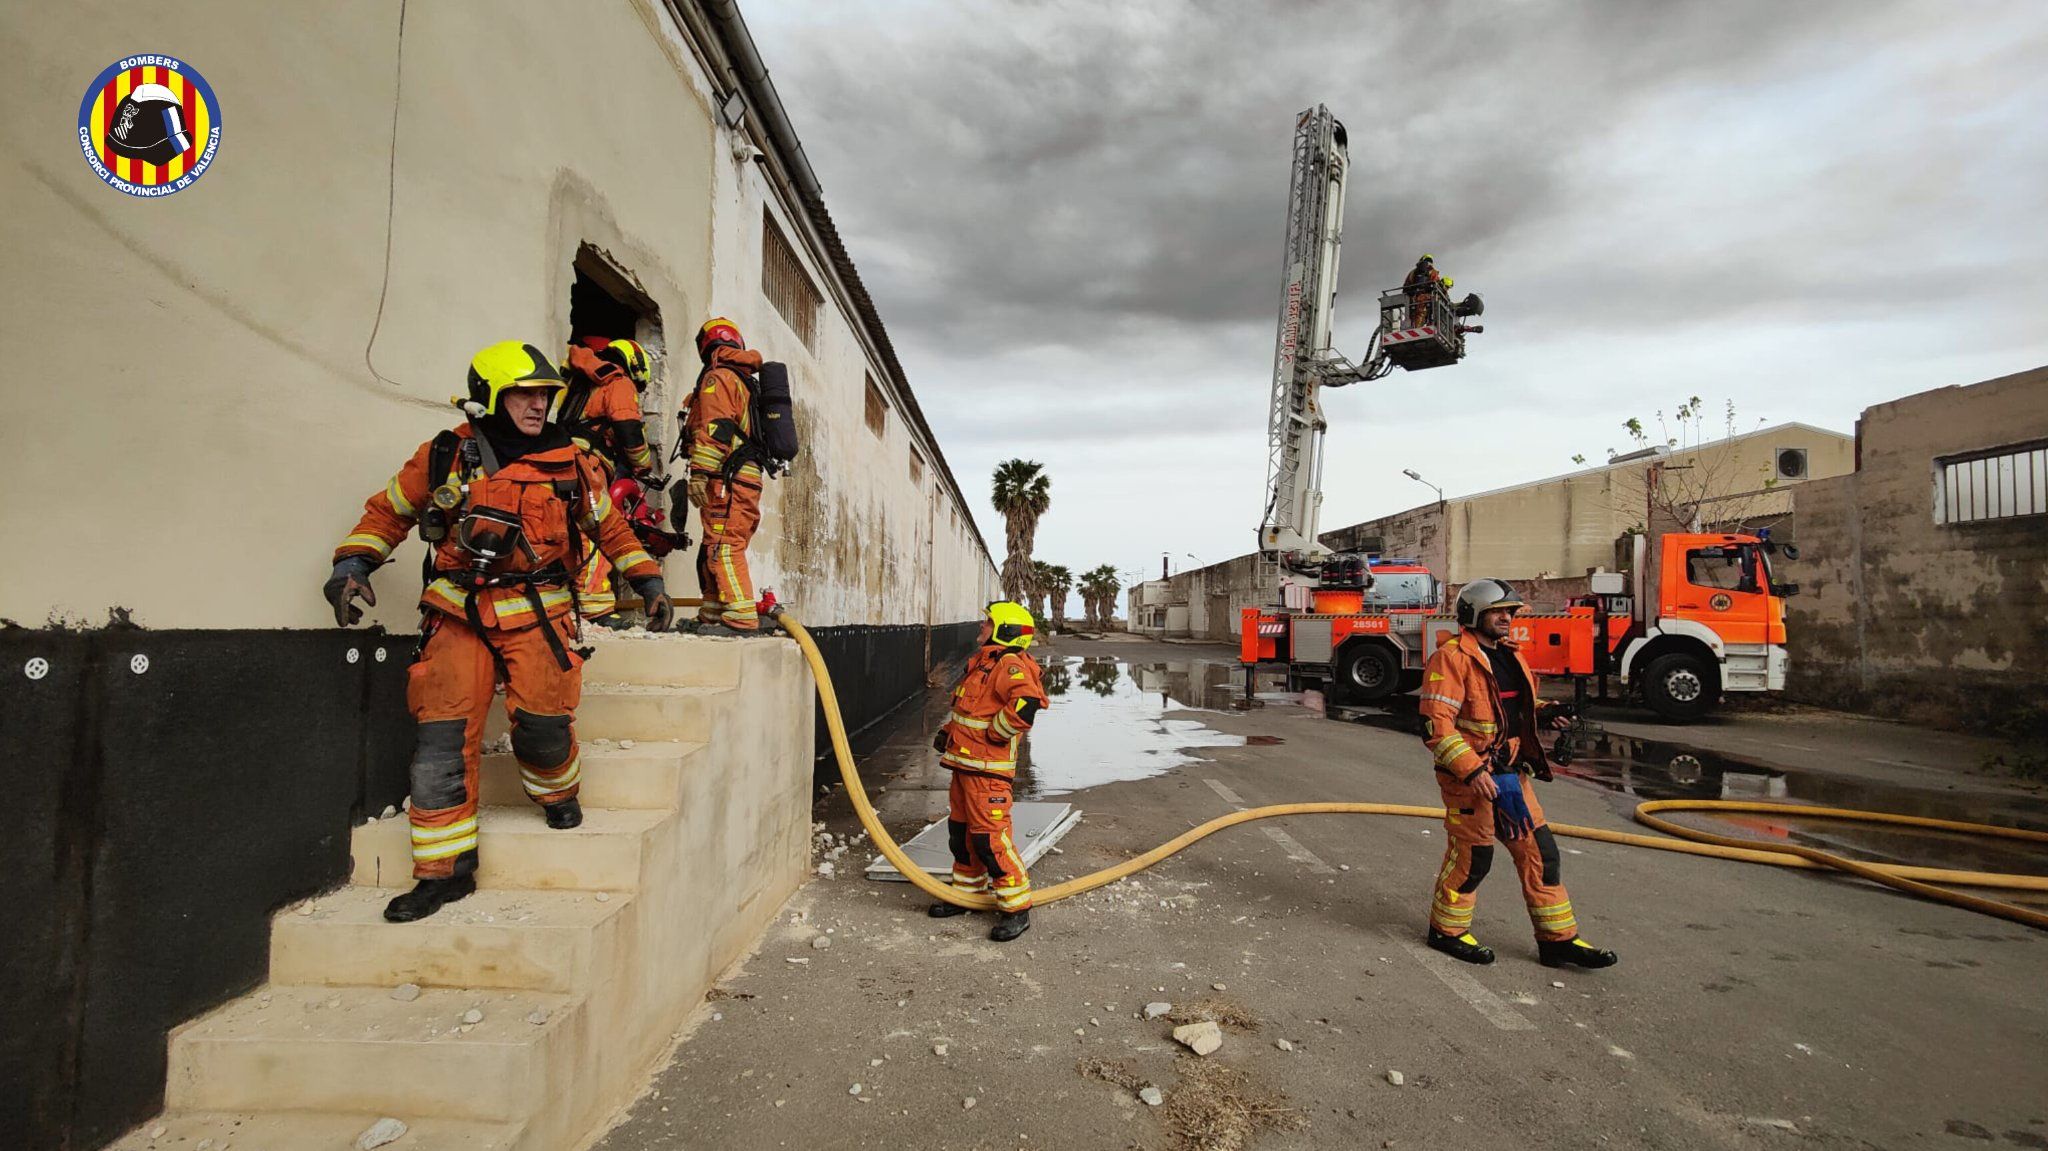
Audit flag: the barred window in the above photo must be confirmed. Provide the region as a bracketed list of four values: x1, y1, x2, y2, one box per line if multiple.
[761, 210, 819, 346]
[864, 373, 888, 437]
[1934, 441, 2047, 524]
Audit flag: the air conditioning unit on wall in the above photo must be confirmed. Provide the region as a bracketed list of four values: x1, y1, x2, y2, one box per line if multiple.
[1775, 447, 1809, 481]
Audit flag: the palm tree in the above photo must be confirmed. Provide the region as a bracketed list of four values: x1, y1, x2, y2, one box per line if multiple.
[991, 460, 1051, 604]
[1043, 564, 1074, 632]
[1078, 564, 1121, 630]
[1028, 560, 1055, 621]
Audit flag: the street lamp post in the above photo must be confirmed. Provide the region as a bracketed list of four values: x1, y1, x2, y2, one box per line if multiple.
[1402, 468, 1444, 505]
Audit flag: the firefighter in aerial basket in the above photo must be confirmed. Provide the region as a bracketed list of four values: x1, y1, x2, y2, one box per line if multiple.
[1418, 579, 1619, 969]
[928, 601, 1051, 942]
[324, 340, 672, 923]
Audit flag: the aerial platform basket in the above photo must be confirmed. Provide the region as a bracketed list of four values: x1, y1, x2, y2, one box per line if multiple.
[1375, 286, 1480, 371]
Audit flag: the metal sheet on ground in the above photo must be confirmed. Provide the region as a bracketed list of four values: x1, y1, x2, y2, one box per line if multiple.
[865, 803, 1082, 881]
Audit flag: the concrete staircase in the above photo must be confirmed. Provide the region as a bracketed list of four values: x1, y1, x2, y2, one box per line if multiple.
[112, 633, 812, 1151]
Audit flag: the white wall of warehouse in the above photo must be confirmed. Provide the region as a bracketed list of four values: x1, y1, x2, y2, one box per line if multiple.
[0, 0, 994, 632]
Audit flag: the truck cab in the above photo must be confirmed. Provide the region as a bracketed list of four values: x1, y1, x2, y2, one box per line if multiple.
[1615, 531, 1795, 719]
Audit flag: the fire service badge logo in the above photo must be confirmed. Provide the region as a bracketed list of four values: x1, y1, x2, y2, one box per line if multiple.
[77, 54, 222, 197]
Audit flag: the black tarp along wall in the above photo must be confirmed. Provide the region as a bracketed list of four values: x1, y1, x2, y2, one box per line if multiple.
[2, 627, 414, 1151]
[2, 619, 971, 1150]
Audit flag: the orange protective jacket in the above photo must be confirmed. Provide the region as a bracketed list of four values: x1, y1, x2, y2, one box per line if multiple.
[940, 644, 1050, 778]
[1417, 628, 1552, 783]
[685, 346, 765, 485]
[567, 363, 655, 477]
[334, 427, 661, 629]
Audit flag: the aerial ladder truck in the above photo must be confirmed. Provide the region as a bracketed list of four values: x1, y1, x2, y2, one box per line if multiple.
[1239, 106, 1795, 726]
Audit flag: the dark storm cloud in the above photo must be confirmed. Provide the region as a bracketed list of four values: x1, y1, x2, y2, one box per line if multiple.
[756, 0, 1927, 348]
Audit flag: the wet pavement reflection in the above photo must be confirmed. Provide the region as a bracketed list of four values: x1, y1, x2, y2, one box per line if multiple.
[1334, 697, 2048, 883]
[1014, 656, 1250, 797]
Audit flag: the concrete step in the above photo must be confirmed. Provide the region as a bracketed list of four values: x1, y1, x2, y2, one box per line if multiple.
[582, 631, 751, 688]
[351, 806, 671, 892]
[477, 739, 703, 810]
[483, 683, 730, 744]
[106, 1110, 523, 1150]
[165, 985, 577, 1122]
[271, 885, 634, 994]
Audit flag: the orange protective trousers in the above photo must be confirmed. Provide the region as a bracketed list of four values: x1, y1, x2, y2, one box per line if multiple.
[945, 771, 1031, 912]
[696, 477, 762, 630]
[405, 614, 585, 879]
[1428, 773, 1578, 942]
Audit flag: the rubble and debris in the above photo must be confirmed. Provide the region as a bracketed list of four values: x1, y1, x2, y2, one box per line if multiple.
[1144, 1002, 1173, 1019]
[461, 1008, 484, 1025]
[1275, 1039, 1294, 1052]
[812, 935, 832, 950]
[1140, 1086, 1165, 1106]
[1385, 1070, 1405, 1086]
[1172, 1021, 1224, 1056]
[527, 1008, 551, 1026]
[848, 1084, 862, 1095]
[390, 983, 421, 1003]
[355, 1117, 408, 1149]
[962, 1097, 977, 1110]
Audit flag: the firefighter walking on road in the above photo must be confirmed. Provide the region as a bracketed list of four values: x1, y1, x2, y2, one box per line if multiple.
[684, 317, 766, 634]
[1418, 579, 1619, 969]
[928, 602, 1051, 942]
[324, 341, 672, 923]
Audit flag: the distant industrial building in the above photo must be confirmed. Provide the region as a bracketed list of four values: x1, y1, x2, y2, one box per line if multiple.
[1131, 422, 1853, 640]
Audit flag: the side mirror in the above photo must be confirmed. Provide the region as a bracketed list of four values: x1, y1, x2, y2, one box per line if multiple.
[1770, 582, 1801, 598]
[1780, 544, 1801, 561]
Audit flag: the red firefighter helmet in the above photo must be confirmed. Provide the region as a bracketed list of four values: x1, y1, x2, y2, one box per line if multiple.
[696, 317, 744, 362]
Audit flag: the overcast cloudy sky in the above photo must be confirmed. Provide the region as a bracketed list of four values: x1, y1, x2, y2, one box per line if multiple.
[745, 0, 2048, 585]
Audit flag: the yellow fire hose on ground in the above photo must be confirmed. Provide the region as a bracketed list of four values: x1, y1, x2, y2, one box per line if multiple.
[755, 609, 2048, 930]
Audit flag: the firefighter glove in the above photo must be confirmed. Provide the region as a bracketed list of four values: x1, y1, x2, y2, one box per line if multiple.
[686, 474, 711, 508]
[1491, 770, 1535, 840]
[932, 729, 948, 754]
[630, 576, 673, 632]
[323, 558, 378, 627]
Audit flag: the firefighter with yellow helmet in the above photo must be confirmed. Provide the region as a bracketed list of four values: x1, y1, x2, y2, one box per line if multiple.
[562, 337, 662, 624]
[927, 601, 1051, 941]
[324, 340, 671, 923]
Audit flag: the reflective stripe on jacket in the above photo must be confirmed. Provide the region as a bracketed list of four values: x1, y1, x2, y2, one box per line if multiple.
[333, 427, 661, 629]
[939, 644, 1049, 777]
[1416, 628, 1550, 782]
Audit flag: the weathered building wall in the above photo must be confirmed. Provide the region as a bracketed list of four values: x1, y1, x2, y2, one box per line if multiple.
[1786, 366, 2048, 735]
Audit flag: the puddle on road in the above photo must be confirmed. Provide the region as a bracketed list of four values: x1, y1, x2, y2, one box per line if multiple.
[1014, 656, 1255, 798]
[1331, 698, 2048, 881]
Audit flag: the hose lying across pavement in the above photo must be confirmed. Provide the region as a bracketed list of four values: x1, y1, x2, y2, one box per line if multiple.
[762, 609, 2048, 930]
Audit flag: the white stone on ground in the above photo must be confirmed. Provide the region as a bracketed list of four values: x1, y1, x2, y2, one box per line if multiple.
[355, 1117, 408, 1149]
[390, 983, 421, 1002]
[1172, 1020, 1223, 1056]
[1143, 1002, 1172, 1019]
[461, 1007, 484, 1025]
[1386, 1070, 1405, 1086]
[1139, 1086, 1164, 1106]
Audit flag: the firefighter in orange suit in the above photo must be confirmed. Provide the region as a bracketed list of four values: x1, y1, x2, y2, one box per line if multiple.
[324, 341, 673, 923]
[927, 602, 1050, 942]
[1419, 579, 1619, 969]
[1403, 254, 1441, 328]
[563, 339, 660, 625]
[684, 317, 765, 634]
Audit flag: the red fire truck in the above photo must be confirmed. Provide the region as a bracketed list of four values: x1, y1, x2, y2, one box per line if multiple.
[1240, 532, 1798, 722]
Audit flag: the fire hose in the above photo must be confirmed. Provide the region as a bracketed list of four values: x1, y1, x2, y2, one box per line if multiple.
[743, 608, 2048, 930]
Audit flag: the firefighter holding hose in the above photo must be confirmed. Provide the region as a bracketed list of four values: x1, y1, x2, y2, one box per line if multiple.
[928, 601, 1051, 942]
[324, 341, 672, 923]
[1419, 580, 1619, 969]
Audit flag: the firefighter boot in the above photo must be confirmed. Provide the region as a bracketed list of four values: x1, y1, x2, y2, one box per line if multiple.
[383, 875, 478, 923]
[1427, 928, 1497, 965]
[989, 909, 1031, 942]
[1539, 937, 1619, 969]
[928, 901, 972, 918]
[544, 798, 584, 830]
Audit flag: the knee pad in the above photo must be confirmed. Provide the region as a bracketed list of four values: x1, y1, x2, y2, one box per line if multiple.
[1457, 844, 1494, 893]
[1534, 825, 1561, 886]
[510, 709, 574, 769]
[970, 833, 1006, 879]
[410, 718, 469, 810]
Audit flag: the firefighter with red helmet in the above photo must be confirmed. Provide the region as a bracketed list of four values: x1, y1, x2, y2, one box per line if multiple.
[324, 340, 672, 923]
[684, 317, 767, 634]
[927, 601, 1050, 942]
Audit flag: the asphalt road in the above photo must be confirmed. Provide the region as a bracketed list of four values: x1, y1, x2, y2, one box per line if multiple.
[596, 637, 2048, 1151]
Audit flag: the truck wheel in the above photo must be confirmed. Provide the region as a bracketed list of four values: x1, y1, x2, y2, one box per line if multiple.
[1337, 643, 1401, 703]
[1397, 670, 1423, 695]
[1642, 652, 1715, 722]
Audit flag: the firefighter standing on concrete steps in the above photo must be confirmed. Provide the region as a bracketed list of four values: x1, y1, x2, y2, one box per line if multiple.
[324, 340, 673, 923]
[928, 601, 1051, 942]
[1418, 579, 1620, 969]
[563, 338, 660, 626]
[684, 317, 766, 634]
